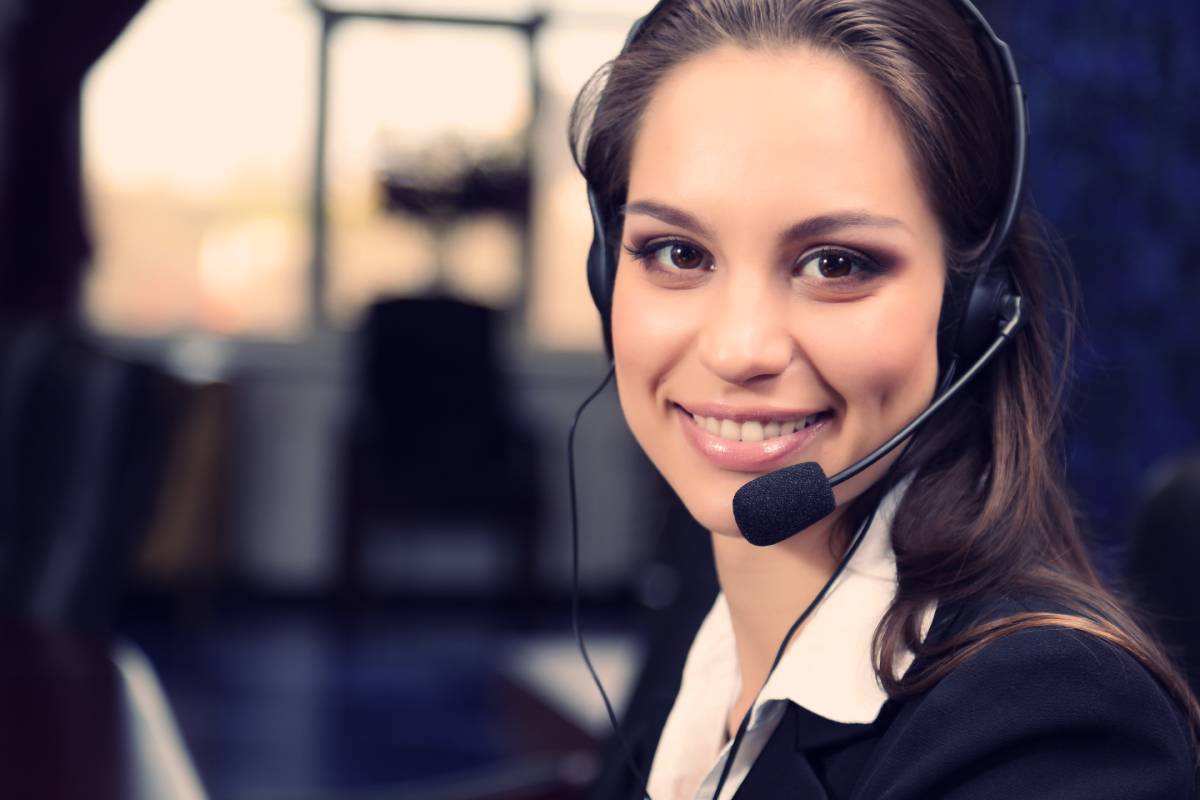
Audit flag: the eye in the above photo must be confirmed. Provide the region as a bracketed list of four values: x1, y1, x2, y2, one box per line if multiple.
[794, 248, 879, 280]
[661, 242, 707, 270]
[625, 239, 713, 272]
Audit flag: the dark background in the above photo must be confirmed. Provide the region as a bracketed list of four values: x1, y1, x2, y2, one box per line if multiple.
[986, 0, 1200, 567]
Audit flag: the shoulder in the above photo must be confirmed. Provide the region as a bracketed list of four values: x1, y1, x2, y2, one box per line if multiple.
[856, 594, 1197, 800]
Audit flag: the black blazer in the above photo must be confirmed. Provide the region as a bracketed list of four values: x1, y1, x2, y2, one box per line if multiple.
[592, 594, 1197, 799]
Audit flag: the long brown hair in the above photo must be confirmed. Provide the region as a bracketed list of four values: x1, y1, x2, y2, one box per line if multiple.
[569, 0, 1200, 739]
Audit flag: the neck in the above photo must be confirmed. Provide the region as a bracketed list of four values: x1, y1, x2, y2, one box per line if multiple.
[711, 514, 844, 708]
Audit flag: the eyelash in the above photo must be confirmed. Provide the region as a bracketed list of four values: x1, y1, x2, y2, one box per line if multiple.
[622, 238, 887, 283]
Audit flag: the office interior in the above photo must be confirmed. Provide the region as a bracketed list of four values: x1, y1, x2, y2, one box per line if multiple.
[0, 0, 1197, 798]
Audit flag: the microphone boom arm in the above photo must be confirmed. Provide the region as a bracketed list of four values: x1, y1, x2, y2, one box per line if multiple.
[829, 295, 1027, 488]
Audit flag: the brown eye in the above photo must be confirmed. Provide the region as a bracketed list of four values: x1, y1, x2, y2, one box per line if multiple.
[795, 248, 877, 280]
[659, 242, 706, 270]
[818, 252, 853, 277]
[623, 238, 713, 276]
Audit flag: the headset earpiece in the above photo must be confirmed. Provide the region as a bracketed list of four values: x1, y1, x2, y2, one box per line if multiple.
[953, 262, 1018, 368]
[586, 187, 612, 316]
[586, 187, 617, 354]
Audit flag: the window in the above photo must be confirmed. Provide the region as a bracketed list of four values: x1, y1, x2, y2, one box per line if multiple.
[324, 19, 530, 325]
[84, 0, 315, 338]
[84, 0, 643, 348]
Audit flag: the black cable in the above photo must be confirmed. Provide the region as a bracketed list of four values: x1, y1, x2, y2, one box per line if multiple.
[708, 505, 876, 800]
[567, 364, 654, 799]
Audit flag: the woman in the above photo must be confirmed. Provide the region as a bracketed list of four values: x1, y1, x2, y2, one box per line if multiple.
[568, 1, 1200, 798]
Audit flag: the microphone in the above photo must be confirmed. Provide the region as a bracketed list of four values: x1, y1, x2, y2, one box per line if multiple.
[733, 295, 1027, 547]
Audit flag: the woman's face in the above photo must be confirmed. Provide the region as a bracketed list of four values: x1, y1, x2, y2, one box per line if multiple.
[612, 45, 946, 538]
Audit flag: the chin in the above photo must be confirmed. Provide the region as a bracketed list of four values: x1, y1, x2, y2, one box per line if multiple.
[666, 472, 745, 538]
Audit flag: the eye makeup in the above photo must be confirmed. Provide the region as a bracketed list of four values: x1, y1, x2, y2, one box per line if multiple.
[623, 238, 714, 274]
[622, 234, 899, 290]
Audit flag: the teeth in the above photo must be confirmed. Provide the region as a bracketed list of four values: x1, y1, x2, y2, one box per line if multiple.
[691, 412, 825, 442]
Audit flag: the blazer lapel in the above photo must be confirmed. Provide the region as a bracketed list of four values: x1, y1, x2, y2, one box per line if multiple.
[733, 703, 877, 799]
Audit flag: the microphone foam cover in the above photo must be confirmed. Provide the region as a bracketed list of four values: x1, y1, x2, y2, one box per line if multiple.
[732, 462, 836, 547]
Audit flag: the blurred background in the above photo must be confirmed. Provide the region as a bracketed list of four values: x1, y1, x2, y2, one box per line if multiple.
[0, 0, 1196, 798]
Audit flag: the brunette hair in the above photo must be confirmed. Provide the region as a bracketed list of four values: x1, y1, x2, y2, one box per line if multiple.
[569, 0, 1200, 739]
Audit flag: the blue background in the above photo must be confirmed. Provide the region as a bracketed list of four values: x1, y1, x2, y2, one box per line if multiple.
[985, 0, 1199, 567]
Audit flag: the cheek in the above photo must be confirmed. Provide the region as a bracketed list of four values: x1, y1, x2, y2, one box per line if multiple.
[803, 287, 943, 415]
[610, 263, 692, 386]
[611, 265, 684, 432]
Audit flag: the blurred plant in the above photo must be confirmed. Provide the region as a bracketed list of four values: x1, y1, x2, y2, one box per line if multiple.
[376, 137, 530, 223]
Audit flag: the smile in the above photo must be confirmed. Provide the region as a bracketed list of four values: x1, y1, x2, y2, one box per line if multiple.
[674, 404, 831, 472]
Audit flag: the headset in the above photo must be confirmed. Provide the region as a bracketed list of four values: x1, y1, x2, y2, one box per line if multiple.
[570, 1, 1031, 798]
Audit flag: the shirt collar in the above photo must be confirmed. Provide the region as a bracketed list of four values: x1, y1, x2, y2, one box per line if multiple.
[678, 479, 930, 726]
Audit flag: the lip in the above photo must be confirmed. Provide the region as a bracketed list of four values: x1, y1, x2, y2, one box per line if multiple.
[676, 405, 828, 472]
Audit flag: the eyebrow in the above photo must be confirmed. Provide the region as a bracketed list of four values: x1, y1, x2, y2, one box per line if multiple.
[622, 200, 909, 244]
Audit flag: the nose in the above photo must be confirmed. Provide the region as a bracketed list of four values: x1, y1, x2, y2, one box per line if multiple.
[696, 274, 794, 385]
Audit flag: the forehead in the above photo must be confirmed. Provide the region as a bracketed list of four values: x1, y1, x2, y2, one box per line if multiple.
[627, 44, 933, 233]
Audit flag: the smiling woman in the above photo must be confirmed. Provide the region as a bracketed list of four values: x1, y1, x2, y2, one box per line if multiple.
[569, 1, 1199, 799]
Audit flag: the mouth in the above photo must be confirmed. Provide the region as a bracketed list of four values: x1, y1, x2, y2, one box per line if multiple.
[673, 403, 832, 472]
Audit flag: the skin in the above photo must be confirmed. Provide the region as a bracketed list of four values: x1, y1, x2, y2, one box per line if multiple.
[611, 44, 947, 739]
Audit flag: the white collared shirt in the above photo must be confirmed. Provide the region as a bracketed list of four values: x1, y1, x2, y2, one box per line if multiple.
[645, 485, 934, 800]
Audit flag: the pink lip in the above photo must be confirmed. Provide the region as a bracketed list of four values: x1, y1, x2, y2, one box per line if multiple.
[676, 406, 828, 472]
